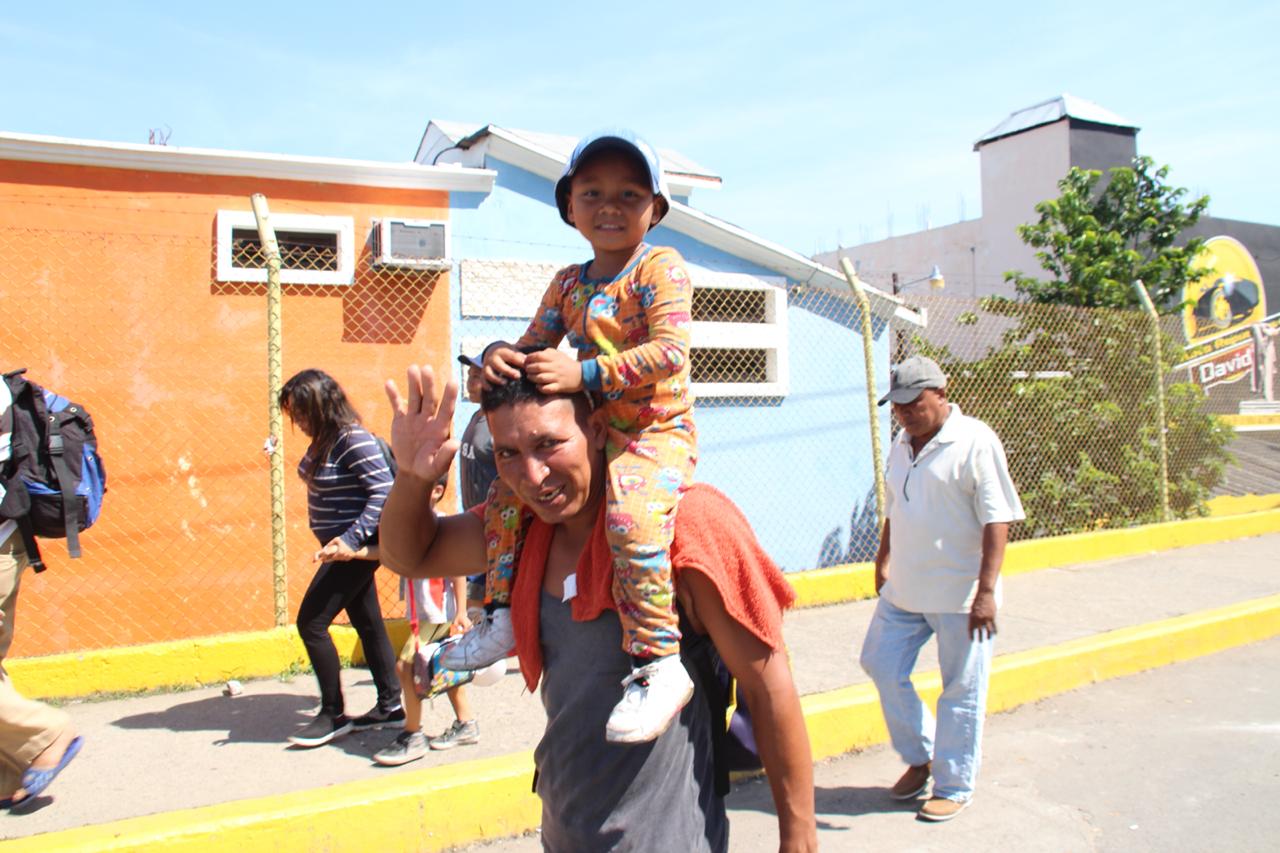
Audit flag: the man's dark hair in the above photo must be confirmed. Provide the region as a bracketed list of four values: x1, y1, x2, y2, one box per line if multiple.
[479, 346, 595, 414]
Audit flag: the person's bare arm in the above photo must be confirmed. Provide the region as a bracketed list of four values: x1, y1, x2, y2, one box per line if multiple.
[873, 518, 891, 593]
[379, 365, 487, 579]
[969, 521, 1008, 640]
[680, 570, 817, 853]
[448, 575, 472, 633]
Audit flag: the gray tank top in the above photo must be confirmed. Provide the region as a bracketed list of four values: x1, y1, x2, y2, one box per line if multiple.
[534, 591, 729, 853]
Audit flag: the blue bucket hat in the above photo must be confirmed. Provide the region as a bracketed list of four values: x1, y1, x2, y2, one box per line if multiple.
[554, 129, 671, 229]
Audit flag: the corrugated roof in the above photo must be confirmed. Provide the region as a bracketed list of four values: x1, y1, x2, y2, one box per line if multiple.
[975, 94, 1138, 149]
[431, 121, 721, 186]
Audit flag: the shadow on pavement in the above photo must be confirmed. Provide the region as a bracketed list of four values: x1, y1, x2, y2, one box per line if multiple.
[727, 777, 921, 834]
[113, 693, 317, 745]
[112, 691, 427, 763]
[811, 785, 924, 818]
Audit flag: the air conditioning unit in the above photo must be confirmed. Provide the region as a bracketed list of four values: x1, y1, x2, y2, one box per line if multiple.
[372, 218, 451, 270]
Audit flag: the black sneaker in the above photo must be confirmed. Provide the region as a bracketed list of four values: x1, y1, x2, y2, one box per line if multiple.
[288, 712, 353, 747]
[351, 704, 406, 732]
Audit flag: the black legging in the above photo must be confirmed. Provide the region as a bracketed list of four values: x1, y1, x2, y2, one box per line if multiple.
[296, 558, 400, 717]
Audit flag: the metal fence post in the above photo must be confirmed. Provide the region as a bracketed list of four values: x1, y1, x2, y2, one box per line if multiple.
[251, 193, 290, 625]
[839, 258, 886, 532]
[1132, 279, 1171, 523]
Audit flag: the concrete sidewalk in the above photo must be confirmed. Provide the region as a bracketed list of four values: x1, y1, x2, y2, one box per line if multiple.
[3, 533, 1278, 846]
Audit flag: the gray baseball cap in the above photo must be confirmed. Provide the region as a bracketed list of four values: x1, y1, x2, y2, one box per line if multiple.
[878, 356, 946, 406]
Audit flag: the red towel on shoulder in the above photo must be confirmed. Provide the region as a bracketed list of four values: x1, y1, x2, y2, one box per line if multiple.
[505, 482, 795, 691]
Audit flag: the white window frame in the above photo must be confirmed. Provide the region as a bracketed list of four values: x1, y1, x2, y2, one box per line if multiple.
[215, 209, 355, 285]
[690, 273, 789, 398]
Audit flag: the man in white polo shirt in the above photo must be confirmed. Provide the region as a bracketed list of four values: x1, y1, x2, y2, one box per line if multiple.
[859, 355, 1023, 823]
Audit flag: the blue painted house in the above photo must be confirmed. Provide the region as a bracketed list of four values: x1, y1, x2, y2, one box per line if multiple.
[415, 122, 918, 570]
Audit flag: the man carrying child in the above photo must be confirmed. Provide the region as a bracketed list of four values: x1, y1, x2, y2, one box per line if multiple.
[379, 362, 817, 852]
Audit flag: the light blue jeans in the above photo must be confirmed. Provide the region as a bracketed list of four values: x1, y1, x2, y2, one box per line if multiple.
[859, 597, 993, 801]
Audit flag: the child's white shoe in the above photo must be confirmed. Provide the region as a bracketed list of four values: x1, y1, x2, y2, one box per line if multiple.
[605, 654, 695, 744]
[439, 608, 514, 670]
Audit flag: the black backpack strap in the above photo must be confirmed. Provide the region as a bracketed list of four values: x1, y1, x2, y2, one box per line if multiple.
[678, 611, 733, 797]
[45, 413, 82, 558]
[3, 373, 41, 571]
[16, 515, 45, 573]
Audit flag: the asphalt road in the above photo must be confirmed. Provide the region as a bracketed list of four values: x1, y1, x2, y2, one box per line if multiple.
[464, 635, 1280, 852]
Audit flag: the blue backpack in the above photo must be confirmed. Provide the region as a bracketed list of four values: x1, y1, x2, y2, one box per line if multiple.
[1, 370, 107, 572]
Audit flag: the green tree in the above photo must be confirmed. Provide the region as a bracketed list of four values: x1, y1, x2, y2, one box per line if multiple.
[1006, 156, 1210, 311]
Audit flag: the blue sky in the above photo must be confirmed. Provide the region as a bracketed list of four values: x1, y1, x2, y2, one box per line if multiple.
[3, 1, 1276, 256]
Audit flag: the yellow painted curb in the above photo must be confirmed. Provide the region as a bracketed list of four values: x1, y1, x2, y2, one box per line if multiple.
[8, 621, 414, 701]
[21, 594, 1280, 852]
[786, 563, 876, 608]
[984, 594, 1280, 716]
[0, 751, 541, 853]
[1207, 493, 1280, 516]
[791, 508, 1280, 610]
[1220, 413, 1280, 430]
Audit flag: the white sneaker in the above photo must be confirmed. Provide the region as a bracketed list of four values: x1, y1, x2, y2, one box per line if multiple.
[605, 654, 695, 744]
[439, 608, 514, 670]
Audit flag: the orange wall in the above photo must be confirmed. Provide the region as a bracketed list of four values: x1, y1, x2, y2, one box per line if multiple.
[0, 159, 455, 657]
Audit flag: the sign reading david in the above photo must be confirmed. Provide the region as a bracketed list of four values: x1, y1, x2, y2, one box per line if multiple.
[1177, 236, 1278, 398]
[1193, 342, 1254, 390]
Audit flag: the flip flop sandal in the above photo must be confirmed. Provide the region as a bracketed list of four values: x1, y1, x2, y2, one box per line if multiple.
[11, 736, 83, 810]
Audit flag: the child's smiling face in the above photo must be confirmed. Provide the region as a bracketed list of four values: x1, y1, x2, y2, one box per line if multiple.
[565, 148, 660, 261]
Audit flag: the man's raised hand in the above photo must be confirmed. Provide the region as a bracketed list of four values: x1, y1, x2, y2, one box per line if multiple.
[385, 365, 460, 484]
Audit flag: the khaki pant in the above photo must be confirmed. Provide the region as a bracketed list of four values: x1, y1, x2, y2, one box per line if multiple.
[0, 529, 69, 797]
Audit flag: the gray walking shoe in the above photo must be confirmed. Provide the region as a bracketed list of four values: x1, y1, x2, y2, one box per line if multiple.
[373, 730, 430, 766]
[428, 719, 480, 750]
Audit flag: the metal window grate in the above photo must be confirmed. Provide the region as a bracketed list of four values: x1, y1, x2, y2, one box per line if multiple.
[231, 228, 339, 272]
[692, 287, 767, 323]
[691, 347, 768, 383]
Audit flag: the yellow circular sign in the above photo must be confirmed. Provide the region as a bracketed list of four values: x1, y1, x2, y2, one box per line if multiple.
[1183, 236, 1266, 344]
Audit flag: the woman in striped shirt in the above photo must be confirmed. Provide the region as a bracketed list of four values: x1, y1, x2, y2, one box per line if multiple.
[280, 369, 403, 748]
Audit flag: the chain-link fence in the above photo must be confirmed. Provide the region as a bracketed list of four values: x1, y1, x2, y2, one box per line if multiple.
[0, 216, 1239, 658]
[890, 292, 1235, 541]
